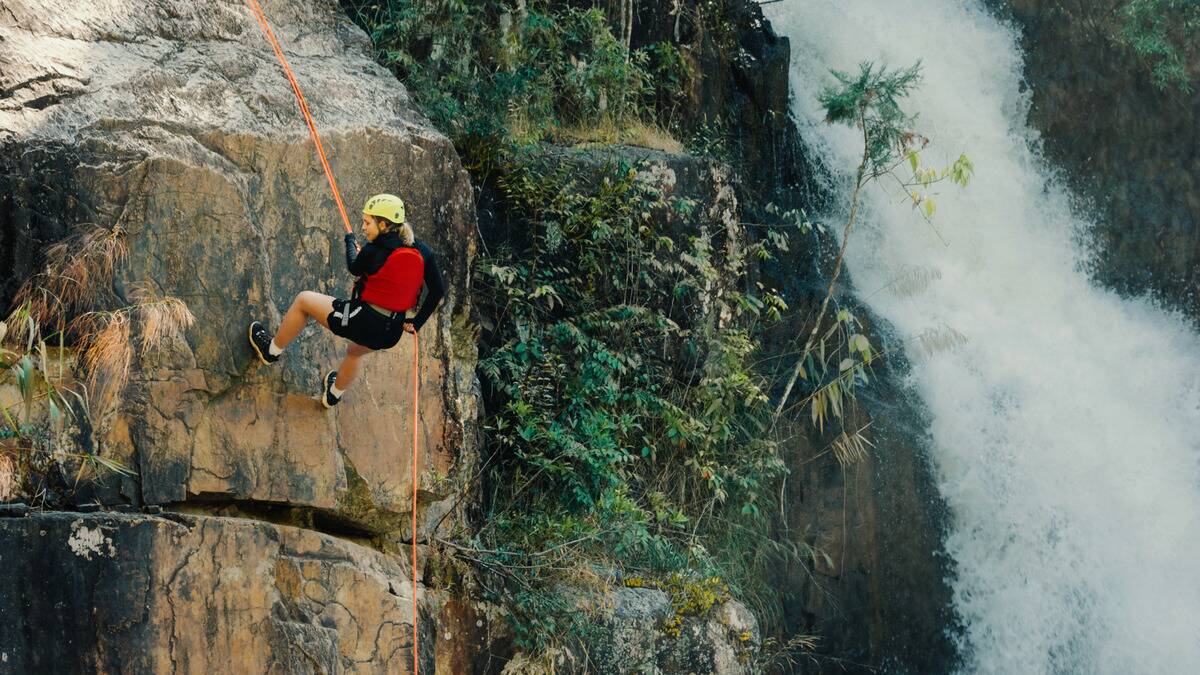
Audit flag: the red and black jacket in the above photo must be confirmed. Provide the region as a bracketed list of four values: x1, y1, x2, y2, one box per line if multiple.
[344, 231, 445, 331]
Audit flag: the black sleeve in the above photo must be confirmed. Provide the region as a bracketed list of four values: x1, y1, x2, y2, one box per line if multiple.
[346, 234, 371, 275]
[409, 241, 446, 331]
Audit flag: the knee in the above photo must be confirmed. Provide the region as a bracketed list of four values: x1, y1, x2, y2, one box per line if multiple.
[291, 291, 317, 311]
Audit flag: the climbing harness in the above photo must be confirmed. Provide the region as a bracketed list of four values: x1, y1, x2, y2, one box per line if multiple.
[333, 302, 360, 328]
[243, 2, 423, 671]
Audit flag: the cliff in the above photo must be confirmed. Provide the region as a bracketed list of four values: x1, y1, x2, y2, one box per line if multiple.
[0, 0, 956, 672]
[0, 0, 479, 531]
[0, 0, 479, 670]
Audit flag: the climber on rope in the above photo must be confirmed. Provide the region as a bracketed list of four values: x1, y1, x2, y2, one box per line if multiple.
[246, 193, 445, 408]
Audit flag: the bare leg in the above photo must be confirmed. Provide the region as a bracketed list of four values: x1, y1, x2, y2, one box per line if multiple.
[334, 342, 374, 390]
[273, 291, 335, 349]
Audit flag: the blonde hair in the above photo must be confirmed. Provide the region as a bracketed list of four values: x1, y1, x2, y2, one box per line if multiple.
[397, 222, 415, 246]
[373, 216, 415, 246]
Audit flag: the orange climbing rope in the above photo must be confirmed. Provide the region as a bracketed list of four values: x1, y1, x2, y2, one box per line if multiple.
[410, 332, 420, 674]
[243, 0, 352, 236]
[243, 2, 422, 672]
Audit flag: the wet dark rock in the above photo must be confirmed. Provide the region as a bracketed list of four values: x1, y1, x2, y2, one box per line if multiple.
[0, 503, 29, 518]
[0, 512, 439, 673]
[994, 0, 1200, 318]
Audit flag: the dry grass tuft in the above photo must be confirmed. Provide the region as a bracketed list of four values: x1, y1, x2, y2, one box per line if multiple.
[131, 288, 195, 356]
[70, 290, 193, 415]
[76, 311, 133, 412]
[499, 647, 564, 675]
[0, 454, 17, 502]
[9, 226, 193, 417]
[754, 633, 823, 672]
[553, 120, 684, 154]
[1, 225, 193, 489]
[831, 423, 874, 469]
[13, 226, 127, 330]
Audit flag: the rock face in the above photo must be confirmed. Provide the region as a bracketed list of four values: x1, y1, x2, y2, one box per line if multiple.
[622, 0, 807, 204]
[993, 0, 1200, 317]
[771, 358, 957, 673]
[756, 239, 957, 673]
[0, 510, 758, 674]
[558, 587, 758, 674]
[0, 0, 478, 532]
[0, 511, 452, 673]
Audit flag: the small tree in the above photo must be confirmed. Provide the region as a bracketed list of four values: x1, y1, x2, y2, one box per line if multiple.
[773, 61, 972, 422]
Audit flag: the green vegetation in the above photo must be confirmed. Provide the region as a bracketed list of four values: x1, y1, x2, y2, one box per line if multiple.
[469, 149, 790, 653]
[341, 0, 694, 154]
[1119, 0, 1200, 92]
[0, 302, 137, 503]
[0, 306, 75, 502]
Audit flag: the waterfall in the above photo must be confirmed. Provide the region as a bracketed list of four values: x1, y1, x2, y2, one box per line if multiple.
[766, 1, 1200, 672]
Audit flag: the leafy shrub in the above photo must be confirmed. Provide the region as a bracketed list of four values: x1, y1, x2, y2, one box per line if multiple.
[342, 0, 682, 149]
[465, 149, 790, 652]
[1119, 0, 1200, 92]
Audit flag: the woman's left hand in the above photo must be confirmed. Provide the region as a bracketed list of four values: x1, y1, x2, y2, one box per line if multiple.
[403, 321, 417, 334]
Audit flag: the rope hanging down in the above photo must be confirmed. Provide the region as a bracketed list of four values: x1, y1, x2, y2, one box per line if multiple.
[243, 2, 422, 672]
[243, 0, 352, 235]
[410, 332, 420, 672]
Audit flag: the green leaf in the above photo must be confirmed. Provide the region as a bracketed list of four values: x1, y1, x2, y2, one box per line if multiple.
[852, 334, 871, 354]
[0, 403, 18, 433]
[951, 154, 975, 186]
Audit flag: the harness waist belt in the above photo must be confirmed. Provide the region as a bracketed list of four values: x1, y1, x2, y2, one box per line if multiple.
[367, 302, 401, 319]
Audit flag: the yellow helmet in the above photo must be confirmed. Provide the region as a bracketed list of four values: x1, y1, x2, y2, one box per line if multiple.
[363, 193, 406, 224]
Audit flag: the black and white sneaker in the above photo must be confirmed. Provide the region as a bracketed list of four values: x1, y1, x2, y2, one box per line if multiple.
[248, 321, 279, 364]
[320, 370, 341, 408]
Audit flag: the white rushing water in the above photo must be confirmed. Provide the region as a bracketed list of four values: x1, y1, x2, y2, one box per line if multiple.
[766, 1, 1200, 673]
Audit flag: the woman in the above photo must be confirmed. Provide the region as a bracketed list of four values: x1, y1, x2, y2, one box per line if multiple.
[248, 193, 445, 407]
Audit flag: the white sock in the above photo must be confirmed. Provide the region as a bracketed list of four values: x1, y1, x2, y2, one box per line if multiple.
[330, 383, 345, 399]
[268, 340, 283, 356]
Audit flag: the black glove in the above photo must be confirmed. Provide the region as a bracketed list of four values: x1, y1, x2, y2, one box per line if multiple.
[344, 233, 360, 270]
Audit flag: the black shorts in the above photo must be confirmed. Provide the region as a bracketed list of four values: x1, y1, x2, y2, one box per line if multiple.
[327, 298, 406, 351]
